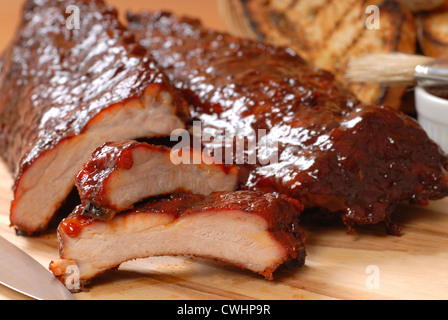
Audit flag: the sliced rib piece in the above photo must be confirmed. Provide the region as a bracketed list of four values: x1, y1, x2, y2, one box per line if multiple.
[50, 191, 306, 288]
[75, 140, 239, 220]
[0, 1, 189, 234]
[127, 11, 448, 234]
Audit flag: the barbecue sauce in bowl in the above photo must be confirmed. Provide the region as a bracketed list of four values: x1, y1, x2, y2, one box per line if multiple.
[425, 85, 448, 101]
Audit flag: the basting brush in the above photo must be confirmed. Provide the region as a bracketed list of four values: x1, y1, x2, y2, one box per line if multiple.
[345, 52, 448, 87]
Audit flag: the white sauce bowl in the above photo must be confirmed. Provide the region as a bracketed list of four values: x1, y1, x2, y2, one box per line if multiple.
[415, 86, 448, 154]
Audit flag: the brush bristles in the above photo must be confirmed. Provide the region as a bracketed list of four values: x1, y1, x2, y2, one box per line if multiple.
[345, 53, 434, 86]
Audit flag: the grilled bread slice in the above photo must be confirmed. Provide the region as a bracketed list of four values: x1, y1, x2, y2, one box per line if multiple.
[221, 0, 417, 110]
[397, 0, 446, 13]
[417, 2, 448, 59]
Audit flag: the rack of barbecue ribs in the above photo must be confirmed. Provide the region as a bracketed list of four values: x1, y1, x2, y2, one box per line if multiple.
[75, 140, 239, 220]
[0, 1, 191, 235]
[50, 190, 306, 288]
[127, 11, 448, 234]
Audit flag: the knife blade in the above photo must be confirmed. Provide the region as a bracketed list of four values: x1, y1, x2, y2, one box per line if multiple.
[0, 235, 74, 300]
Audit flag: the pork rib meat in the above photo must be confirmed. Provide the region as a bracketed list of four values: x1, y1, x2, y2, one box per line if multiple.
[76, 140, 239, 220]
[50, 191, 306, 288]
[0, 1, 189, 234]
[127, 11, 448, 233]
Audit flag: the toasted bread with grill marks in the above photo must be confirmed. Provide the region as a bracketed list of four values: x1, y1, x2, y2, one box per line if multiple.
[417, 2, 448, 59]
[397, 0, 446, 13]
[221, 0, 417, 110]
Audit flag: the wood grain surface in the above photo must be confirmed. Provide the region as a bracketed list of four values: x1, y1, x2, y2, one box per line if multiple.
[0, 0, 448, 300]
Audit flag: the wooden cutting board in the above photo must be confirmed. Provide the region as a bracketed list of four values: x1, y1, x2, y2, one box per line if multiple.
[1, 157, 448, 300]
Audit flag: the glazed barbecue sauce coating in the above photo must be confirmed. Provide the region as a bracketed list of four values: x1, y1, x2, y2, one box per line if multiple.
[74, 141, 139, 217]
[60, 206, 94, 239]
[128, 12, 448, 233]
[0, 1, 188, 185]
